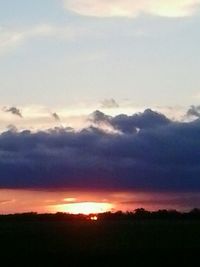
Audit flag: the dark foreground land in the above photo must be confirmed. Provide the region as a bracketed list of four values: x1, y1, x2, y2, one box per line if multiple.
[1, 211, 200, 265]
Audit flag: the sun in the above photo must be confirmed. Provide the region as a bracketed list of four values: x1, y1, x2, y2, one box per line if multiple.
[53, 202, 113, 215]
[90, 216, 98, 221]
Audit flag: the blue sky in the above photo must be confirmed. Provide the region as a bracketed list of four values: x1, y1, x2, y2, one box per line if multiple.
[0, 0, 200, 108]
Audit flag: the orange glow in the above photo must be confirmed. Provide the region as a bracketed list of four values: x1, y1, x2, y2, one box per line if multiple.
[1, 189, 195, 215]
[53, 202, 113, 215]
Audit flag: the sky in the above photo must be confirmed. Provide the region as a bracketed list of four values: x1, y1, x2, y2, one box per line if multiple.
[0, 0, 200, 214]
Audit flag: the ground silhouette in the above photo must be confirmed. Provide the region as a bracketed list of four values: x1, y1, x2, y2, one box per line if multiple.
[0, 209, 200, 265]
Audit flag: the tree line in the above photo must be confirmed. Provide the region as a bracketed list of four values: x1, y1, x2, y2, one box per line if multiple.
[1, 208, 200, 222]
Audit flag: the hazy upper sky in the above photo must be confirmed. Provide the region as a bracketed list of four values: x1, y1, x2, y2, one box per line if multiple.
[0, 0, 200, 108]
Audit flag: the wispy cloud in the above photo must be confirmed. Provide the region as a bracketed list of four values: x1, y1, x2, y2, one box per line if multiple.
[0, 199, 15, 205]
[0, 24, 86, 55]
[101, 98, 119, 109]
[3, 106, 23, 118]
[63, 0, 200, 18]
[0, 25, 52, 54]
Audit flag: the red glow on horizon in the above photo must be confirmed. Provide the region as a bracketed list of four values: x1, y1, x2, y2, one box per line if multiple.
[0, 189, 197, 214]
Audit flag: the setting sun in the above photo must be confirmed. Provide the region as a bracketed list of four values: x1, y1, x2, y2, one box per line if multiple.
[90, 216, 98, 221]
[52, 202, 113, 215]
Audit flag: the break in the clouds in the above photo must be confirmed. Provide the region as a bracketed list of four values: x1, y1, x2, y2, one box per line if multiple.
[63, 0, 200, 17]
[0, 109, 200, 192]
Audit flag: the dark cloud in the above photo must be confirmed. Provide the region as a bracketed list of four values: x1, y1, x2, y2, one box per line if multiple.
[89, 110, 111, 124]
[101, 98, 119, 109]
[0, 109, 200, 192]
[4, 107, 23, 118]
[52, 112, 60, 122]
[187, 105, 200, 118]
[91, 109, 170, 133]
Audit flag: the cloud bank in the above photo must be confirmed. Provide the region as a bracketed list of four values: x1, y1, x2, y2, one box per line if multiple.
[63, 0, 200, 18]
[0, 109, 200, 192]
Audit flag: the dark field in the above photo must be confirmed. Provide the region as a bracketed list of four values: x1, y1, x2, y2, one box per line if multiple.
[0, 214, 200, 265]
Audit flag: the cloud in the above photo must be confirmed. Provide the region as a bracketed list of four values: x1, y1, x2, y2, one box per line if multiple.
[0, 199, 14, 205]
[88, 110, 119, 134]
[63, 0, 200, 18]
[4, 107, 23, 118]
[0, 105, 91, 132]
[0, 109, 200, 192]
[187, 105, 200, 118]
[6, 125, 18, 132]
[52, 113, 61, 122]
[91, 109, 170, 133]
[0, 104, 192, 133]
[0, 25, 53, 54]
[89, 110, 111, 123]
[0, 24, 86, 55]
[101, 98, 119, 109]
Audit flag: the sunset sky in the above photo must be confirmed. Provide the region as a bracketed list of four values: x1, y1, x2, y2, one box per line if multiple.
[0, 1, 200, 214]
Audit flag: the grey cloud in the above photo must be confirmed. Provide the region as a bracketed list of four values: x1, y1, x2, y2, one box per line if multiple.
[187, 105, 200, 118]
[4, 107, 23, 118]
[0, 109, 200, 192]
[91, 109, 170, 133]
[101, 98, 119, 109]
[52, 113, 61, 122]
